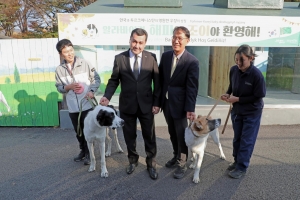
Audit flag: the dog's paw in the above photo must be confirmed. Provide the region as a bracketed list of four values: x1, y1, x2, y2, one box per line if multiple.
[88, 166, 95, 172]
[105, 151, 111, 157]
[220, 154, 226, 160]
[193, 176, 200, 184]
[117, 148, 124, 153]
[101, 171, 109, 178]
[189, 164, 195, 169]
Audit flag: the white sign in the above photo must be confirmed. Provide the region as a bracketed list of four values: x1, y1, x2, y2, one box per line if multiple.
[58, 13, 300, 47]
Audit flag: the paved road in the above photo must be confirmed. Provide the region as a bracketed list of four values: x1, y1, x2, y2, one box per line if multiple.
[1, 125, 300, 200]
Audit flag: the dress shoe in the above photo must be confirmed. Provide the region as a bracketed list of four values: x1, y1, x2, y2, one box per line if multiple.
[227, 162, 236, 171]
[174, 164, 187, 179]
[74, 150, 85, 162]
[147, 167, 158, 180]
[83, 153, 90, 165]
[126, 163, 138, 174]
[165, 156, 178, 168]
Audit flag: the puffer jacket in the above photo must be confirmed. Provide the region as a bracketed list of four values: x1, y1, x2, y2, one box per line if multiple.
[55, 56, 100, 113]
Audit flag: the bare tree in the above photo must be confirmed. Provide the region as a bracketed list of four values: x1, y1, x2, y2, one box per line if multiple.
[0, 0, 19, 36]
[0, 0, 96, 38]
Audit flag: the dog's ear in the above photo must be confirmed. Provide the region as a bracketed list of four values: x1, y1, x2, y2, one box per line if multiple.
[206, 116, 212, 120]
[107, 105, 117, 115]
[193, 120, 204, 131]
[96, 109, 114, 126]
[197, 115, 202, 119]
[107, 105, 114, 109]
[96, 109, 105, 124]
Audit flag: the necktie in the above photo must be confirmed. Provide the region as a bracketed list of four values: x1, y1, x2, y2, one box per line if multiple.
[170, 57, 178, 77]
[133, 55, 139, 80]
[166, 56, 178, 99]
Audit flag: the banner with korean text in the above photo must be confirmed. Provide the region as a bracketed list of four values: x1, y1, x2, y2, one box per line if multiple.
[58, 13, 300, 47]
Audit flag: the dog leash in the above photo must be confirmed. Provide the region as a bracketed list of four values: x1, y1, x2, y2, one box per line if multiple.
[187, 99, 220, 138]
[221, 103, 232, 134]
[77, 96, 98, 137]
[206, 99, 220, 120]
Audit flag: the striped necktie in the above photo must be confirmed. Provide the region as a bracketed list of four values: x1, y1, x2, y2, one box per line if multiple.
[133, 55, 139, 80]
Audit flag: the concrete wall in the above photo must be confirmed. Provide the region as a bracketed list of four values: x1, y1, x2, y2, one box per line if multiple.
[152, 105, 300, 127]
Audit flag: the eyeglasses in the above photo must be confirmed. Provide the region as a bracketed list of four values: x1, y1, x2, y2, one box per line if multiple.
[172, 36, 188, 42]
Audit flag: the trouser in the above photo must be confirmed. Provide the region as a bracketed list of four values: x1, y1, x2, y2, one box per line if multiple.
[120, 105, 157, 168]
[69, 109, 92, 154]
[231, 112, 262, 171]
[162, 99, 188, 166]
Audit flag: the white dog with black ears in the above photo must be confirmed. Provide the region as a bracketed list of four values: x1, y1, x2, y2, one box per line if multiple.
[84, 105, 124, 178]
[185, 115, 226, 183]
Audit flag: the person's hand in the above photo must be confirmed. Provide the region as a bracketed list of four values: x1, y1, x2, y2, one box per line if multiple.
[221, 94, 230, 101]
[187, 112, 196, 121]
[152, 106, 160, 114]
[85, 91, 94, 99]
[66, 83, 82, 93]
[225, 95, 239, 103]
[99, 97, 109, 106]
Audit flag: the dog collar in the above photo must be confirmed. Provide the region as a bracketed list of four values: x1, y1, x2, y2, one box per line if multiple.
[189, 126, 201, 138]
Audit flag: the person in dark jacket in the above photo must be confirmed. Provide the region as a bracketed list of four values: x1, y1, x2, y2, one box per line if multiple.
[221, 44, 266, 179]
[159, 26, 199, 179]
[99, 28, 160, 180]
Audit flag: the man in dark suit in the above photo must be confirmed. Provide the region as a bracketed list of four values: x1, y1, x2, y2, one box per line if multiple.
[159, 26, 199, 179]
[100, 28, 160, 180]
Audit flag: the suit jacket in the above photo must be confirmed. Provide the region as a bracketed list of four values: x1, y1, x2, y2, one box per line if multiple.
[159, 50, 199, 119]
[104, 49, 160, 114]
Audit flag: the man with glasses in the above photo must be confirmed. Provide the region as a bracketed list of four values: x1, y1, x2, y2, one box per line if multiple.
[159, 26, 199, 179]
[100, 28, 161, 180]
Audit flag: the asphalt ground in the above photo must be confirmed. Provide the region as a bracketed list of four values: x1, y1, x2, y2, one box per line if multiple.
[1, 125, 300, 200]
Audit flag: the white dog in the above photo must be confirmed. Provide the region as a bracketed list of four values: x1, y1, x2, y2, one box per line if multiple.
[104, 105, 124, 157]
[87, 24, 98, 38]
[185, 115, 226, 183]
[84, 105, 124, 178]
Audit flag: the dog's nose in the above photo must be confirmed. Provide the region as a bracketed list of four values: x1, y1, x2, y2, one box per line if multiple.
[120, 120, 125, 126]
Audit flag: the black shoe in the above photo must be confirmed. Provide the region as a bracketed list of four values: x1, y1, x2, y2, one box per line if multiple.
[174, 164, 187, 179]
[165, 156, 177, 168]
[227, 162, 236, 171]
[228, 169, 246, 179]
[84, 153, 90, 165]
[147, 167, 158, 180]
[126, 162, 138, 174]
[74, 150, 85, 162]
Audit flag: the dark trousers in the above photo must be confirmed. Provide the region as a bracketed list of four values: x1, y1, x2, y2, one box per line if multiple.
[120, 105, 157, 168]
[162, 99, 188, 165]
[231, 112, 262, 171]
[69, 109, 92, 154]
